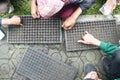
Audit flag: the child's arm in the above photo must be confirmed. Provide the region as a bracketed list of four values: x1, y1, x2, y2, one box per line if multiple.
[62, 0, 96, 30]
[98, 41, 119, 56]
[78, 31, 119, 56]
[0, 16, 21, 26]
[31, 0, 40, 19]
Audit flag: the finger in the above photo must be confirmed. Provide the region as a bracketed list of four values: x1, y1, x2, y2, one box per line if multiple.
[66, 25, 70, 28]
[85, 31, 89, 34]
[62, 23, 64, 27]
[36, 15, 40, 18]
[66, 28, 69, 30]
[37, 11, 40, 15]
[62, 25, 69, 30]
[63, 23, 70, 28]
[82, 33, 85, 37]
[113, 4, 116, 9]
[68, 26, 72, 30]
[78, 40, 88, 44]
[63, 27, 69, 30]
[62, 25, 63, 27]
[36, 11, 40, 18]
[20, 23, 23, 26]
[77, 40, 85, 43]
[62, 24, 69, 30]
[32, 14, 37, 19]
[32, 15, 36, 19]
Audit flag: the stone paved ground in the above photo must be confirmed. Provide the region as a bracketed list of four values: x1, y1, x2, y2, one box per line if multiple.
[0, 15, 120, 80]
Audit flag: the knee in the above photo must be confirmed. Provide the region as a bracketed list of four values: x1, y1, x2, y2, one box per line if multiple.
[113, 49, 120, 64]
[60, 4, 78, 20]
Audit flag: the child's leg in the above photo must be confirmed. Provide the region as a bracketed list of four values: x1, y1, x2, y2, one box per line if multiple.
[56, 3, 79, 20]
[102, 50, 120, 79]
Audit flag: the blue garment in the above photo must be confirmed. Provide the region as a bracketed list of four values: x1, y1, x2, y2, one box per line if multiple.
[0, 19, 2, 27]
[65, 0, 96, 11]
[76, 0, 96, 11]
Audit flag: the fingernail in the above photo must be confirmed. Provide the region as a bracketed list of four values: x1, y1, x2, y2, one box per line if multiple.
[20, 24, 23, 26]
[77, 41, 80, 42]
[77, 40, 81, 42]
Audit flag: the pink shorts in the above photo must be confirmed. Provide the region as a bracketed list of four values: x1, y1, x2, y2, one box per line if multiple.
[56, 3, 79, 20]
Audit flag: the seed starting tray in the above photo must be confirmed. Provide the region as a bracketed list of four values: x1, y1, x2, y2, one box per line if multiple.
[16, 47, 78, 80]
[65, 19, 119, 51]
[7, 16, 62, 43]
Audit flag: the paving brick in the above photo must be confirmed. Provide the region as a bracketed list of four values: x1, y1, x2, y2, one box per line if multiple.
[66, 51, 80, 57]
[0, 43, 9, 59]
[66, 58, 84, 76]
[60, 51, 68, 62]
[0, 60, 10, 78]
[11, 72, 26, 80]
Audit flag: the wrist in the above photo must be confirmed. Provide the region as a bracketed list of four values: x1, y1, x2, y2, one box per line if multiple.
[92, 39, 101, 46]
[6, 19, 11, 25]
[1, 18, 11, 25]
[70, 15, 78, 21]
[71, 7, 82, 20]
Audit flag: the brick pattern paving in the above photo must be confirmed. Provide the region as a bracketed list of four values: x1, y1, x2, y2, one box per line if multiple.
[1, 15, 120, 80]
[0, 42, 106, 80]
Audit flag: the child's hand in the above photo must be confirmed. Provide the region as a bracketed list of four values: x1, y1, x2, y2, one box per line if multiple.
[9, 16, 22, 25]
[105, 0, 117, 10]
[31, 0, 40, 19]
[77, 31, 101, 46]
[62, 16, 76, 30]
